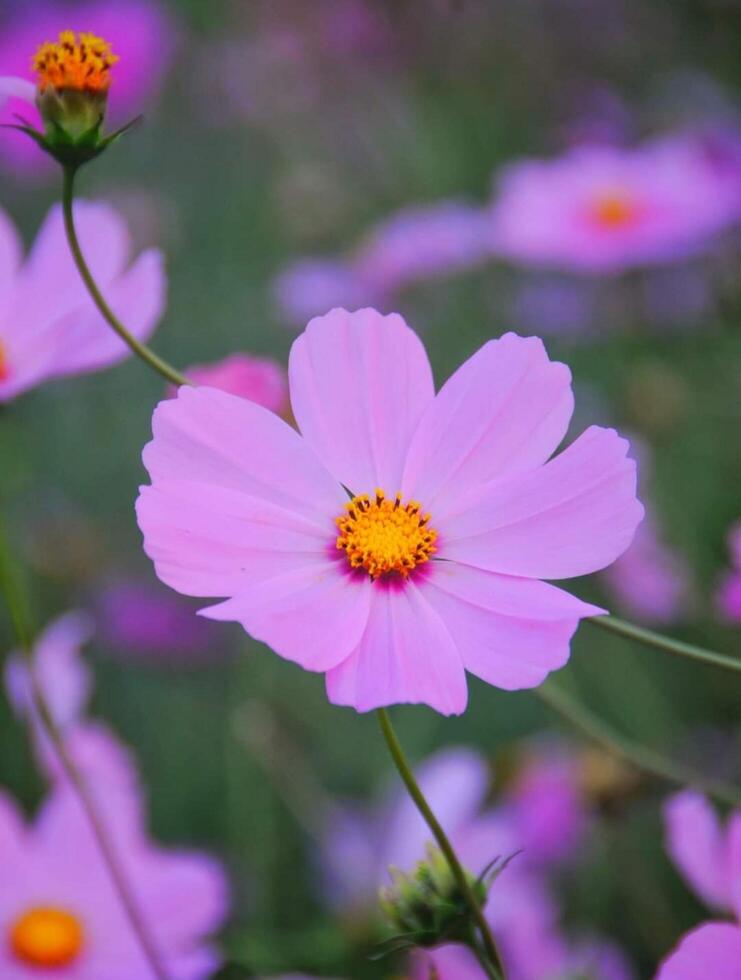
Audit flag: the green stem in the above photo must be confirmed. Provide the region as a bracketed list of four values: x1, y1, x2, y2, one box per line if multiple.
[0, 520, 172, 980]
[61, 166, 191, 389]
[377, 708, 506, 980]
[536, 684, 741, 808]
[587, 615, 741, 675]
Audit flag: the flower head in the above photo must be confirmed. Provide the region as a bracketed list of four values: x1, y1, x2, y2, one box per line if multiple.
[33, 30, 118, 95]
[0, 199, 164, 403]
[137, 308, 642, 715]
[489, 137, 740, 274]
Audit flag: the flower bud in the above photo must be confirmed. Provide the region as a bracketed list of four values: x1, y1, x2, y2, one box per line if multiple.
[7, 30, 137, 170]
[379, 844, 487, 949]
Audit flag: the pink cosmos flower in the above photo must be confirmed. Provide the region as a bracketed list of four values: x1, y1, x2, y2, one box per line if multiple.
[0, 782, 227, 978]
[0, 200, 165, 402]
[273, 258, 378, 327]
[137, 308, 642, 715]
[715, 522, 741, 624]
[0, 0, 177, 178]
[489, 136, 740, 275]
[170, 354, 289, 414]
[656, 792, 741, 980]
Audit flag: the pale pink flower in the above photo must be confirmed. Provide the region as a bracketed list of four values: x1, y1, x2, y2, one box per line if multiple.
[0, 200, 165, 402]
[0, 783, 227, 979]
[489, 136, 740, 275]
[273, 258, 376, 327]
[657, 792, 741, 980]
[137, 308, 643, 715]
[0, 0, 177, 178]
[171, 354, 288, 414]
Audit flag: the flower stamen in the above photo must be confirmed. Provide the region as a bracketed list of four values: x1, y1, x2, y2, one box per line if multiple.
[590, 189, 641, 229]
[10, 906, 84, 968]
[33, 31, 118, 95]
[336, 489, 438, 580]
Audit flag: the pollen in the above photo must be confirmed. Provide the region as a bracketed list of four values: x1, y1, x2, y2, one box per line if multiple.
[590, 189, 640, 229]
[336, 489, 438, 580]
[9, 906, 84, 968]
[0, 342, 8, 382]
[33, 30, 118, 94]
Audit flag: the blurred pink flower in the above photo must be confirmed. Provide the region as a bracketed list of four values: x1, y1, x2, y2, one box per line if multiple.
[0, 200, 165, 402]
[96, 578, 221, 662]
[657, 792, 741, 980]
[273, 258, 379, 326]
[0, 781, 227, 978]
[137, 308, 642, 714]
[715, 523, 741, 624]
[0, 0, 177, 178]
[273, 202, 489, 326]
[656, 923, 741, 980]
[352, 201, 490, 295]
[489, 136, 740, 274]
[602, 511, 693, 626]
[171, 354, 289, 414]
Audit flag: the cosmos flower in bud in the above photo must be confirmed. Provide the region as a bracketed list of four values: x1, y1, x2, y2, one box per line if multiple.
[379, 843, 489, 952]
[2, 30, 137, 169]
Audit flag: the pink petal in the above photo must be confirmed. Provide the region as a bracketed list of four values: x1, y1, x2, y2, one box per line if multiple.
[201, 561, 372, 672]
[441, 426, 643, 579]
[142, 385, 345, 521]
[325, 582, 467, 715]
[0, 206, 21, 299]
[655, 923, 741, 980]
[663, 791, 731, 912]
[137, 480, 334, 598]
[422, 562, 587, 690]
[0, 76, 35, 108]
[402, 333, 573, 513]
[45, 249, 165, 377]
[727, 811, 741, 922]
[11, 201, 132, 327]
[289, 308, 434, 493]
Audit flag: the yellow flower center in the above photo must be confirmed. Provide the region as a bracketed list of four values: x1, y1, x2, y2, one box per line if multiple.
[9, 906, 84, 968]
[33, 31, 118, 94]
[590, 189, 640, 229]
[336, 489, 438, 580]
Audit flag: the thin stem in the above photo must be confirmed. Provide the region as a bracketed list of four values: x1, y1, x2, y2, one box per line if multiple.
[536, 684, 741, 808]
[61, 166, 191, 389]
[377, 708, 506, 980]
[0, 520, 171, 980]
[587, 614, 741, 675]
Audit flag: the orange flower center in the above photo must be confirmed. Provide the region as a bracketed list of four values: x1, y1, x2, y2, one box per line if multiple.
[9, 906, 84, 968]
[590, 189, 640, 229]
[336, 489, 438, 579]
[0, 341, 9, 381]
[33, 31, 118, 94]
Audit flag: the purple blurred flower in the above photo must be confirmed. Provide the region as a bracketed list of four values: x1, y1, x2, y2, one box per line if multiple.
[0, 777, 227, 978]
[171, 354, 289, 415]
[489, 136, 740, 275]
[715, 523, 741, 624]
[0, 0, 177, 179]
[656, 792, 741, 980]
[96, 578, 221, 661]
[602, 511, 693, 626]
[273, 201, 489, 326]
[0, 200, 165, 403]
